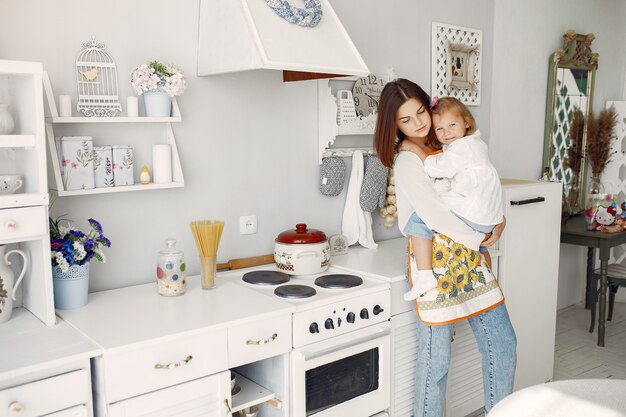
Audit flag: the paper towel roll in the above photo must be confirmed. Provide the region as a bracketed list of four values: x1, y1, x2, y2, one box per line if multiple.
[152, 144, 172, 184]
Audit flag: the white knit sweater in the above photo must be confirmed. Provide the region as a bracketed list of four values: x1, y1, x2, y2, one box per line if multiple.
[394, 151, 484, 251]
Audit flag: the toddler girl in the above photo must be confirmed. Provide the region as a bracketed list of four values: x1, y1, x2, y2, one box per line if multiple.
[401, 97, 503, 301]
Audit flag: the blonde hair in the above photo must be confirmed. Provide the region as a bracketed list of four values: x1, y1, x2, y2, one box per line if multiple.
[431, 97, 477, 135]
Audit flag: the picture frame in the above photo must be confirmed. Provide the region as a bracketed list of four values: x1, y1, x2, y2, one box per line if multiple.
[432, 22, 482, 106]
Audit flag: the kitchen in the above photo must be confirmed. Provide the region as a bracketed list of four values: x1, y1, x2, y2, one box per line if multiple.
[1, 0, 626, 416]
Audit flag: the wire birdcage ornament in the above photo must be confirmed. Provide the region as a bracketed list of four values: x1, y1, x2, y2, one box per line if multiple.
[75, 36, 122, 117]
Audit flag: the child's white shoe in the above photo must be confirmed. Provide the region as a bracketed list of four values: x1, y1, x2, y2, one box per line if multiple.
[404, 269, 437, 301]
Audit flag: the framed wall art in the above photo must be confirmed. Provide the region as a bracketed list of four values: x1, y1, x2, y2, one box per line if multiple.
[431, 22, 482, 106]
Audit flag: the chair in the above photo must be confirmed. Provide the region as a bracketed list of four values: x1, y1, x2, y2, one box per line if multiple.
[216, 254, 275, 271]
[589, 263, 626, 332]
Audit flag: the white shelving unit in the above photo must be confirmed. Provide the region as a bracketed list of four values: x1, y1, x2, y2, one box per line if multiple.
[317, 77, 377, 164]
[41, 73, 184, 196]
[0, 59, 55, 326]
[231, 372, 276, 414]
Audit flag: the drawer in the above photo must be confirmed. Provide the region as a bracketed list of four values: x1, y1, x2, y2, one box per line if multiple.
[0, 369, 90, 417]
[104, 328, 228, 403]
[228, 314, 291, 367]
[0, 206, 46, 243]
[108, 371, 229, 417]
[45, 405, 88, 417]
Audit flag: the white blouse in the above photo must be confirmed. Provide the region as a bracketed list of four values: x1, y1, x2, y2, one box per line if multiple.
[423, 130, 503, 226]
[394, 151, 484, 251]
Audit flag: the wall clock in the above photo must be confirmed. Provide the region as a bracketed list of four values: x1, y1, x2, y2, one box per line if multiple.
[352, 74, 387, 117]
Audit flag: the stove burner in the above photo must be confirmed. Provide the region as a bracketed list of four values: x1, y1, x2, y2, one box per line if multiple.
[242, 270, 290, 285]
[314, 274, 363, 289]
[274, 284, 317, 299]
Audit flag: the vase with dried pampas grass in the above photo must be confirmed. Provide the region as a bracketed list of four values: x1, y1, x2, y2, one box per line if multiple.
[564, 108, 585, 215]
[586, 106, 618, 194]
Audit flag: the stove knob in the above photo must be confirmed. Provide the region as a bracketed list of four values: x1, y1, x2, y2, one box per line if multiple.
[309, 322, 319, 334]
[325, 318, 335, 330]
[360, 308, 369, 320]
[347, 312, 356, 323]
[373, 305, 384, 315]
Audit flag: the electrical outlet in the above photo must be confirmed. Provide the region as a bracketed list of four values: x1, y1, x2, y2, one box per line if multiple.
[239, 215, 258, 235]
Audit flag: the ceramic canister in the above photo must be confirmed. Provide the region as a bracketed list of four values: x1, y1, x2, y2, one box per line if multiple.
[274, 224, 330, 275]
[156, 238, 186, 296]
[93, 145, 114, 187]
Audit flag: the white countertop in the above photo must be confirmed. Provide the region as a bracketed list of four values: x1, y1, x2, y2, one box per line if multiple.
[56, 275, 296, 351]
[330, 238, 407, 283]
[0, 308, 100, 385]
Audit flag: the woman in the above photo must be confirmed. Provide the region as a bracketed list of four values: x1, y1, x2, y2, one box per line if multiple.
[373, 79, 517, 417]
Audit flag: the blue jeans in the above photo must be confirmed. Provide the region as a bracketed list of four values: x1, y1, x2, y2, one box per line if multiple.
[412, 303, 517, 417]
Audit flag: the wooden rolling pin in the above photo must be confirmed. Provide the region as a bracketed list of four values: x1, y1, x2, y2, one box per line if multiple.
[216, 254, 274, 271]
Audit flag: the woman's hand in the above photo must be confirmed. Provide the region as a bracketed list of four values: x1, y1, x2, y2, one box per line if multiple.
[481, 216, 506, 247]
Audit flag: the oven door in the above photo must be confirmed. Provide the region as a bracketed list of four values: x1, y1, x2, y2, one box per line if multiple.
[291, 322, 390, 417]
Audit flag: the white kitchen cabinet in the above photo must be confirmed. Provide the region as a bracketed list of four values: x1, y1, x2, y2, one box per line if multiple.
[0, 310, 100, 417]
[0, 59, 55, 326]
[41, 73, 184, 196]
[497, 179, 562, 390]
[108, 371, 230, 417]
[57, 279, 294, 417]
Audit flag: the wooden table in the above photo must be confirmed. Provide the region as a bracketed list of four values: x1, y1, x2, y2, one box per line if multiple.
[560, 214, 626, 346]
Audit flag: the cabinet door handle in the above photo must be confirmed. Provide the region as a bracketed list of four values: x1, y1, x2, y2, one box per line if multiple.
[5, 220, 17, 231]
[8, 401, 24, 415]
[246, 333, 278, 345]
[510, 197, 545, 206]
[154, 354, 193, 369]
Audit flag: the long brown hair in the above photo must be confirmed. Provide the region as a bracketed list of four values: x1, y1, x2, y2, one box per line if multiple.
[373, 79, 438, 168]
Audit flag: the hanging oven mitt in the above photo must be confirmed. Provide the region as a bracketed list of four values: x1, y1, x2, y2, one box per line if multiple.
[360, 155, 388, 212]
[320, 157, 346, 196]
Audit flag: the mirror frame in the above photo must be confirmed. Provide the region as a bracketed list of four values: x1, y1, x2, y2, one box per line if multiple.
[543, 30, 598, 210]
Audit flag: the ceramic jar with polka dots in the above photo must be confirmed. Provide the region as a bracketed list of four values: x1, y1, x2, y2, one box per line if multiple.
[156, 238, 186, 296]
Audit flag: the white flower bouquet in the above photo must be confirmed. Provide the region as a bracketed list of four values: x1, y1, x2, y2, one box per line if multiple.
[130, 61, 187, 97]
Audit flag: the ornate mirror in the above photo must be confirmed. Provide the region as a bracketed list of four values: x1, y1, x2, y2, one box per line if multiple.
[543, 31, 598, 213]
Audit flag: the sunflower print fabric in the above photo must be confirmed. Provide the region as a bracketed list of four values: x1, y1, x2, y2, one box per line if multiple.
[408, 232, 504, 325]
[431, 234, 486, 303]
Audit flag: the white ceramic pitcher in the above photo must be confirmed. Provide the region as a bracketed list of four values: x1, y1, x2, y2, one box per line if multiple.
[0, 245, 28, 324]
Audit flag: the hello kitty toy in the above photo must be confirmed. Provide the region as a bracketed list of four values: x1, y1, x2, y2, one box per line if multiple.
[596, 205, 617, 229]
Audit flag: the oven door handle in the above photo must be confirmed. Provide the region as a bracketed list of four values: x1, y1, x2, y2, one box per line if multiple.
[298, 328, 390, 361]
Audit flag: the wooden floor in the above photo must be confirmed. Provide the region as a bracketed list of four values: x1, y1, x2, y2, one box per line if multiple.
[554, 302, 626, 380]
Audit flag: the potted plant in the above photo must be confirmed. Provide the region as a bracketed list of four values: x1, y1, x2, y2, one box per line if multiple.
[130, 61, 187, 117]
[49, 217, 111, 309]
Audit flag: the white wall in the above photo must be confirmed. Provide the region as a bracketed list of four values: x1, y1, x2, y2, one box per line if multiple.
[2, 0, 625, 306]
[0, 0, 494, 291]
[491, 0, 626, 308]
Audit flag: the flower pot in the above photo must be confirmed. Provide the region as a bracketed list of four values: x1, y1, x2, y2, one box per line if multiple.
[53, 263, 90, 310]
[143, 88, 172, 117]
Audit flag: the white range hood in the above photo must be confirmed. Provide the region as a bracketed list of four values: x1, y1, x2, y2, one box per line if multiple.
[197, 0, 369, 80]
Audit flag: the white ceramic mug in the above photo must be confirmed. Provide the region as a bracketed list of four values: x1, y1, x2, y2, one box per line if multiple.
[0, 175, 23, 194]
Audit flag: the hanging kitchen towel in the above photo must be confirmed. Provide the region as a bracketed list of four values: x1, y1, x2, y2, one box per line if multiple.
[360, 155, 388, 212]
[319, 156, 346, 196]
[342, 151, 378, 249]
